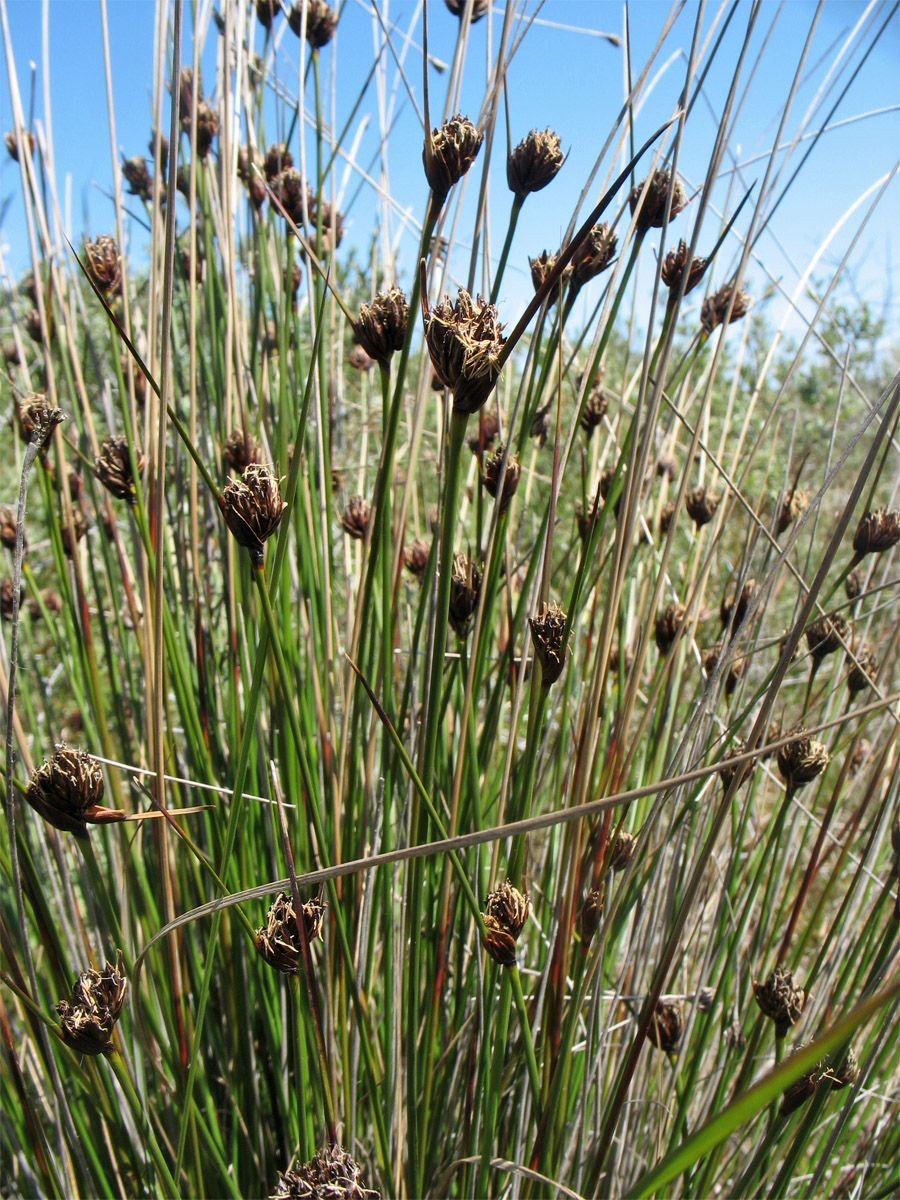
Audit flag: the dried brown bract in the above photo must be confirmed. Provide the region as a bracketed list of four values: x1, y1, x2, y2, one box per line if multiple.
[659, 499, 677, 535]
[223, 428, 263, 474]
[264, 142, 293, 182]
[529, 602, 567, 687]
[528, 250, 571, 302]
[271, 167, 307, 225]
[661, 239, 707, 296]
[423, 289, 505, 415]
[579, 887, 605, 946]
[609, 830, 636, 872]
[354, 287, 409, 365]
[655, 602, 686, 655]
[424, 114, 483, 209]
[720, 579, 757, 634]
[270, 1145, 379, 1199]
[481, 445, 520, 515]
[340, 496, 371, 541]
[777, 486, 808, 535]
[220, 464, 286, 566]
[448, 552, 481, 638]
[193, 102, 219, 160]
[60, 508, 88, 558]
[83, 236, 121, 296]
[685, 485, 718, 529]
[647, 999, 684, 1053]
[507, 128, 564, 201]
[25, 744, 124, 837]
[629, 169, 685, 235]
[56, 952, 127, 1056]
[847, 645, 878, 697]
[777, 731, 829, 791]
[806, 612, 849, 667]
[852, 507, 900, 557]
[255, 892, 325, 974]
[580, 380, 608, 439]
[467, 409, 500, 458]
[700, 281, 750, 334]
[779, 1066, 819, 1116]
[754, 966, 807, 1039]
[0, 505, 18, 550]
[122, 157, 153, 203]
[570, 224, 617, 293]
[95, 436, 144, 504]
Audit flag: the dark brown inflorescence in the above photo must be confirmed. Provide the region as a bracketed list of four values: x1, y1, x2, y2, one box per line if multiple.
[340, 496, 371, 541]
[403, 539, 430, 581]
[779, 1066, 819, 1117]
[255, 891, 325, 974]
[467, 408, 501, 458]
[444, 0, 490, 20]
[629, 169, 686, 236]
[609, 830, 636, 872]
[56, 952, 127, 1056]
[829, 1046, 860, 1090]
[264, 142, 293, 182]
[569, 224, 617, 294]
[1, 578, 23, 621]
[720, 579, 757, 634]
[83, 236, 121, 296]
[647, 999, 684, 1053]
[719, 741, 754, 793]
[506, 128, 564, 201]
[0, 505, 17, 551]
[852, 507, 900, 557]
[579, 887, 605, 946]
[287, 0, 338, 48]
[777, 486, 809, 535]
[16, 393, 65, 451]
[192, 101, 219, 160]
[806, 612, 849, 667]
[223, 428, 263, 474]
[220, 464, 286, 566]
[424, 114, 484, 209]
[271, 167, 306, 225]
[528, 602, 568, 687]
[661, 239, 707, 296]
[4, 129, 35, 161]
[655, 602, 686, 655]
[25, 744, 124, 837]
[482, 880, 530, 967]
[270, 1146, 380, 1199]
[528, 250, 571, 302]
[685, 485, 718, 529]
[256, 0, 280, 28]
[354, 287, 409, 366]
[754, 966, 807, 1039]
[700, 281, 750, 334]
[95, 436, 144, 503]
[847, 644, 878, 697]
[122, 156, 153, 201]
[777, 731, 830, 792]
[423, 289, 505, 415]
[579, 374, 608, 439]
[481, 445, 520, 515]
[448, 552, 482, 639]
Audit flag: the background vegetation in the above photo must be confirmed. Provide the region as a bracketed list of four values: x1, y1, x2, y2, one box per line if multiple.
[1, 1, 898, 1198]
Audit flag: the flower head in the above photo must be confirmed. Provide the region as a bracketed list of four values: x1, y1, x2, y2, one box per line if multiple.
[287, 0, 338, 48]
[700, 281, 750, 334]
[482, 880, 530, 966]
[56, 952, 127, 1056]
[423, 114, 483, 210]
[647, 999, 684, 1053]
[95, 436, 144, 504]
[270, 1145, 379, 1199]
[629, 169, 686, 235]
[220, 464, 286, 566]
[83, 236, 121, 296]
[570, 224, 617, 293]
[853, 508, 900, 557]
[423, 289, 505, 415]
[506, 128, 564, 201]
[661, 239, 707, 296]
[776, 731, 829, 791]
[528, 602, 568, 687]
[753, 965, 807, 1039]
[255, 891, 325, 974]
[25, 745, 124, 837]
[354, 287, 409, 365]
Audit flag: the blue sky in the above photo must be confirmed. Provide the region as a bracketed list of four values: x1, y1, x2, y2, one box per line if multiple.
[2, 1, 898, 341]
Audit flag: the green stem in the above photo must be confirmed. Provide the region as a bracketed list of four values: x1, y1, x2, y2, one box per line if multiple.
[490, 196, 523, 306]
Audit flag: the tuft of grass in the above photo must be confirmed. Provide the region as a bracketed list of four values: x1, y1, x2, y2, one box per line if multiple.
[1, 2, 898, 1198]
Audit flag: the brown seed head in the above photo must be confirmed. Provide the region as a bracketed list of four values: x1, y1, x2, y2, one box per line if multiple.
[720, 579, 757, 634]
[264, 142, 293, 182]
[806, 612, 849, 665]
[424, 114, 484, 209]
[481, 445, 520, 515]
[659, 499, 677, 535]
[777, 486, 808, 535]
[853, 508, 900, 557]
[580, 380, 609, 439]
[271, 168, 306, 225]
[83, 236, 121, 296]
[255, 892, 325, 974]
[348, 343, 376, 372]
[444, 0, 490, 19]
[95, 436, 143, 503]
[4, 129, 35, 162]
[753, 966, 807, 1039]
[220, 464, 286, 566]
[647, 999, 684, 1053]
[404, 539, 430, 581]
[528, 602, 568, 687]
[700, 281, 750, 334]
[0, 505, 17, 551]
[192, 102, 219, 160]
[482, 914, 518, 967]
[656, 452, 678, 481]
[3, 341, 20, 366]
[1, 578, 23, 621]
[287, 0, 338, 48]
[579, 887, 605, 946]
[340, 496, 371, 541]
[507, 128, 564, 201]
[608, 644, 634, 678]
[306, 190, 344, 251]
[15, 393, 65, 451]
[467, 408, 501, 458]
[719, 741, 754, 793]
[223, 428, 263, 474]
[609, 830, 636, 872]
[777, 731, 829, 791]
[661, 239, 707, 294]
[270, 1145, 379, 1200]
[845, 569, 861, 602]
[60, 508, 89, 558]
[575, 497, 600, 541]
[484, 880, 531, 939]
[256, 0, 280, 28]
[354, 286, 409, 365]
[685, 485, 718, 529]
[829, 1046, 859, 1090]
[25, 744, 124, 837]
[448, 552, 482, 638]
[528, 250, 571, 302]
[530, 403, 551, 447]
[847, 644, 878, 697]
[424, 289, 505, 415]
[570, 223, 617, 292]
[56, 952, 127, 1057]
[629, 169, 685, 235]
[779, 1066, 819, 1116]
[655, 602, 686, 655]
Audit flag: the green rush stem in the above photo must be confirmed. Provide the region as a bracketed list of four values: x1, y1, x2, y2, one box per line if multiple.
[476, 967, 513, 1198]
[289, 974, 313, 1163]
[408, 406, 469, 1195]
[490, 196, 523, 306]
[378, 363, 393, 719]
[107, 1053, 180, 1198]
[509, 675, 549, 883]
[509, 962, 541, 1113]
[77, 838, 127, 963]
